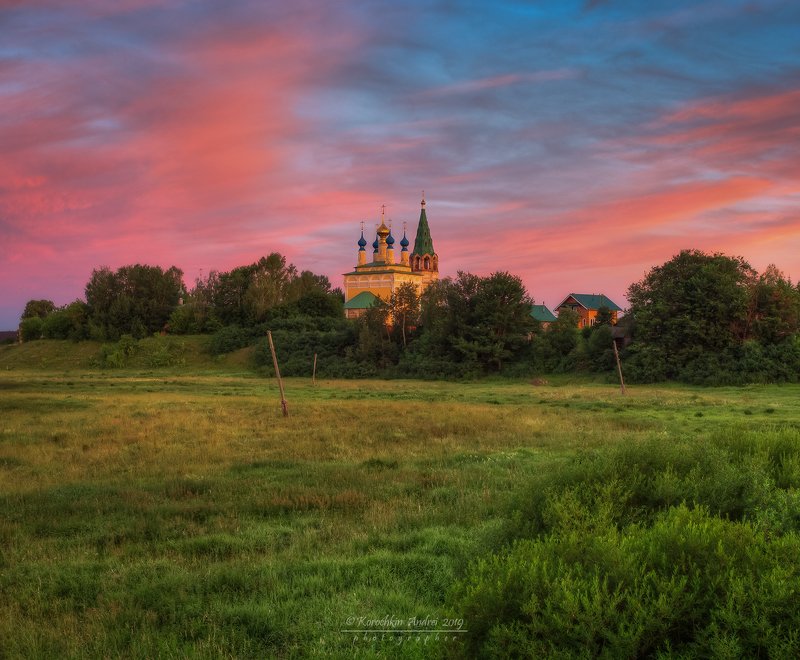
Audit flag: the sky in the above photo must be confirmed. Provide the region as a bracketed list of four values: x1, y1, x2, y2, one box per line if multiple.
[1, 0, 799, 327]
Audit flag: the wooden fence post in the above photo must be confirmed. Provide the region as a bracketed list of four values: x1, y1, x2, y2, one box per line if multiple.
[613, 339, 626, 395]
[267, 331, 289, 417]
[312, 353, 317, 386]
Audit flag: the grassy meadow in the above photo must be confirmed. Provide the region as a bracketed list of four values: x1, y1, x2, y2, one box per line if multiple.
[1, 339, 799, 657]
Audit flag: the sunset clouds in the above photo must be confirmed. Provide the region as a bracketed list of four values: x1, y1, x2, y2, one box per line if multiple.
[1, 0, 799, 326]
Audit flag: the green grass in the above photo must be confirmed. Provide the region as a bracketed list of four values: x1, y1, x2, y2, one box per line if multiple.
[1, 345, 800, 656]
[0, 336, 253, 372]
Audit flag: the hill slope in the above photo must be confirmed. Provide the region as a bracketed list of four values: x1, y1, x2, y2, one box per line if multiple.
[0, 336, 255, 372]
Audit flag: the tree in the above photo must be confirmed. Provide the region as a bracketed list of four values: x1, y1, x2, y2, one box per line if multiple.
[19, 317, 44, 341]
[626, 250, 755, 377]
[529, 308, 581, 372]
[595, 306, 614, 327]
[296, 289, 344, 318]
[390, 282, 421, 348]
[85, 264, 184, 339]
[243, 254, 298, 323]
[21, 299, 55, 320]
[546, 309, 581, 357]
[354, 302, 397, 369]
[62, 300, 90, 340]
[470, 272, 536, 370]
[85, 267, 119, 339]
[415, 271, 535, 373]
[287, 270, 332, 300]
[746, 265, 800, 344]
[41, 309, 72, 339]
[208, 253, 335, 326]
[586, 324, 615, 371]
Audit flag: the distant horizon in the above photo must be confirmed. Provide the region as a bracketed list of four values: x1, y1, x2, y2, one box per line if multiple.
[2, 1, 798, 328]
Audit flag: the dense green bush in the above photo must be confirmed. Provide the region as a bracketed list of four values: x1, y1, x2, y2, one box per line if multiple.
[585, 324, 615, 371]
[454, 506, 800, 658]
[96, 335, 187, 368]
[19, 316, 44, 342]
[252, 323, 359, 378]
[396, 342, 484, 379]
[167, 304, 202, 335]
[451, 431, 800, 657]
[98, 334, 139, 368]
[207, 325, 257, 356]
[624, 339, 800, 386]
[41, 309, 73, 339]
[142, 337, 187, 367]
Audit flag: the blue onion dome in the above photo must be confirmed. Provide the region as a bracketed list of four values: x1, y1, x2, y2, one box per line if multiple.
[386, 231, 395, 247]
[400, 231, 409, 250]
[372, 236, 379, 251]
[357, 231, 367, 250]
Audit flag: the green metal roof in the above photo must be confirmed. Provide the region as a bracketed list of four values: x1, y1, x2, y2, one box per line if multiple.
[342, 267, 414, 277]
[530, 304, 557, 323]
[343, 291, 380, 310]
[558, 293, 622, 312]
[411, 205, 435, 256]
[343, 260, 413, 275]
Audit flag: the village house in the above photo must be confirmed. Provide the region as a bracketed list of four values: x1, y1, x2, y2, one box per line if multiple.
[530, 304, 557, 329]
[555, 293, 622, 328]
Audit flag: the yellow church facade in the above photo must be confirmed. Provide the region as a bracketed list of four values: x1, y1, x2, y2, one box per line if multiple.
[343, 197, 438, 319]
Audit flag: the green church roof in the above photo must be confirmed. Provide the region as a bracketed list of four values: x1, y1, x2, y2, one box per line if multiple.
[343, 291, 380, 310]
[530, 304, 557, 323]
[411, 203, 435, 256]
[558, 293, 622, 312]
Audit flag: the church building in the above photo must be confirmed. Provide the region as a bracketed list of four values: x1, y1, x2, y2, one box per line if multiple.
[343, 196, 438, 318]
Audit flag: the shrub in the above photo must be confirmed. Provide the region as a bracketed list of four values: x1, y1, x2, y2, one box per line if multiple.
[208, 325, 255, 355]
[450, 432, 800, 657]
[19, 316, 44, 342]
[98, 334, 138, 368]
[168, 304, 201, 335]
[252, 324, 359, 377]
[452, 506, 800, 658]
[41, 310, 73, 339]
[585, 324, 615, 372]
[621, 343, 671, 383]
[143, 337, 187, 367]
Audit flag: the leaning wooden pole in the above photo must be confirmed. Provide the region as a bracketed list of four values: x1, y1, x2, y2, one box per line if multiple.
[267, 331, 289, 417]
[312, 353, 317, 386]
[613, 339, 626, 395]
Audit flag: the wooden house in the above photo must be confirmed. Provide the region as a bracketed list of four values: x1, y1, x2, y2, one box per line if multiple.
[556, 293, 622, 328]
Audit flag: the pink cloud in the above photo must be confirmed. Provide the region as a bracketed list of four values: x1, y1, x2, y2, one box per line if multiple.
[643, 88, 800, 179]
[418, 84, 800, 311]
[0, 13, 367, 321]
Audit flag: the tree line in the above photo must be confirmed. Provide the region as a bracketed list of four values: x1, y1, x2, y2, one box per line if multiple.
[17, 249, 800, 384]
